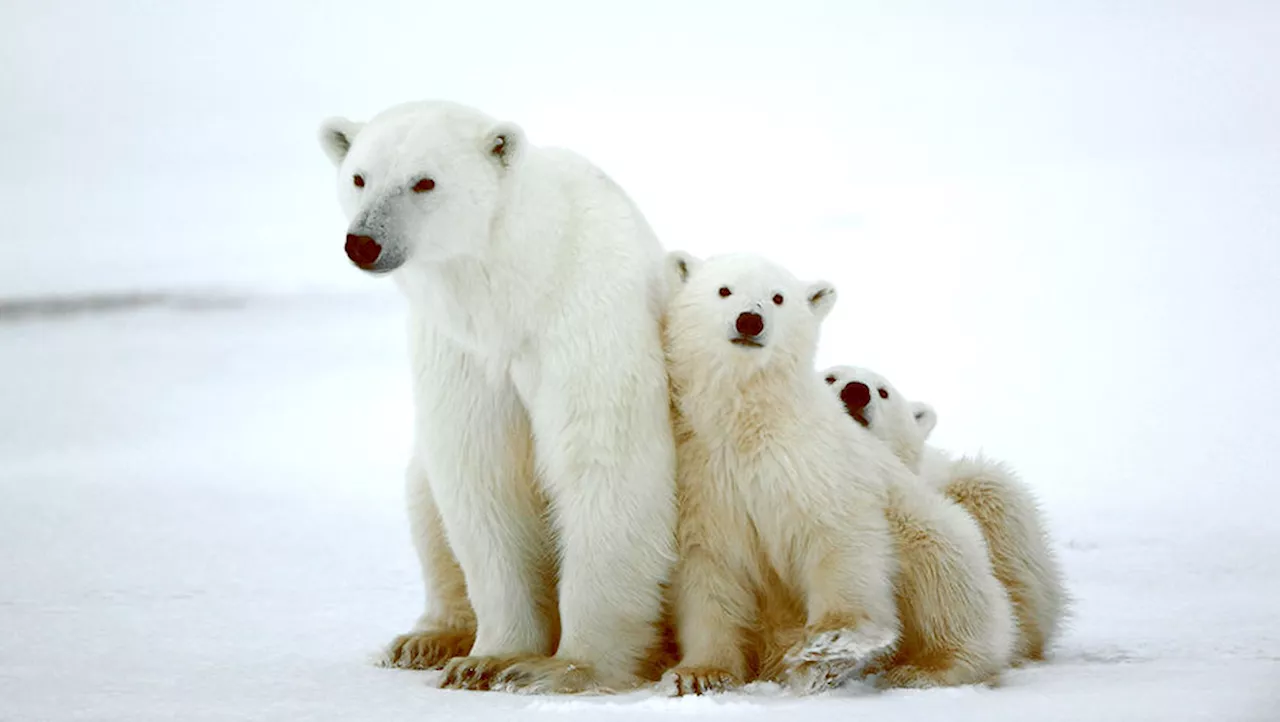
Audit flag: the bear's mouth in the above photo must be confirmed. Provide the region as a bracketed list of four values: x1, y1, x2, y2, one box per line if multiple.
[730, 336, 765, 349]
[845, 407, 871, 428]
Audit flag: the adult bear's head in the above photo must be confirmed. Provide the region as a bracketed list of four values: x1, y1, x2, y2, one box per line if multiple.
[318, 100, 525, 274]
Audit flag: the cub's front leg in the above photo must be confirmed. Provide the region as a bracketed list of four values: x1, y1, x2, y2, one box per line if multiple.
[663, 451, 757, 696]
[786, 513, 900, 674]
[663, 543, 755, 696]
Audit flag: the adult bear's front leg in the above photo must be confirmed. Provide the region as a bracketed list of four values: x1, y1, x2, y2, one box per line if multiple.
[382, 458, 476, 670]
[497, 333, 678, 694]
[411, 331, 560, 690]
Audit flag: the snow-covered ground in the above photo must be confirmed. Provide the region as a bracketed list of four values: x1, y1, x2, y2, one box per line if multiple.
[2, 296, 1277, 722]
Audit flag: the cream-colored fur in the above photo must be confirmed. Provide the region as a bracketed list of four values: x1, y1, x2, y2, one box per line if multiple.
[819, 372, 1016, 688]
[662, 251, 921, 696]
[872, 474, 1016, 687]
[823, 364, 1069, 664]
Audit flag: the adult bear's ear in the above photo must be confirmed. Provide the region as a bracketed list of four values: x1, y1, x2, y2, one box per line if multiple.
[485, 122, 525, 169]
[806, 281, 837, 320]
[667, 250, 701, 288]
[911, 401, 938, 438]
[318, 117, 364, 166]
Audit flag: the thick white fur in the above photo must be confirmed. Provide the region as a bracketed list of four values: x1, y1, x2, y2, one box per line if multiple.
[319, 101, 678, 693]
[823, 365, 1068, 665]
[660, 252, 904, 696]
[802, 364, 1017, 687]
[872, 463, 1016, 687]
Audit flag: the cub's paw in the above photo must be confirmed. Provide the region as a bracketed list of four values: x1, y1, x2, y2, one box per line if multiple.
[493, 657, 614, 695]
[661, 666, 742, 697]
[381, 628, 475, 670]
[439, 654, 535, 691]
[783, 658, 863, 695]
[785, 623, 897, 667]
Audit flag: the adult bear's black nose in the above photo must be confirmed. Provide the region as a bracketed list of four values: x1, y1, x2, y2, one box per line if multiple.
[840, 381, 872, 413]
[735, 311, 764, 337]
[345, 233, 382, 268]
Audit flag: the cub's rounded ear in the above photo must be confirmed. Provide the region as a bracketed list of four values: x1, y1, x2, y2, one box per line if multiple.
[318, 117, 364, 166]
[485, 122, 525, 169]
[911, 401, 938, 439]
[666, 250, 702, 288]
[806, 281, 837, 320]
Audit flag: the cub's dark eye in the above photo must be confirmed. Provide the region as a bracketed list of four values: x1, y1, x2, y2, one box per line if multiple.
[825, 375, 836, 385]
[878, 387, 889, 399]
[772, 293, 785, 305]
[352, 175, 365, 188]
[718, 287, 732, 298]
[412, 178, 436, 193]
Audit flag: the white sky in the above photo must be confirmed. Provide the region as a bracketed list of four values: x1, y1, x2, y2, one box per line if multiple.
[1, 0, 1278, 506]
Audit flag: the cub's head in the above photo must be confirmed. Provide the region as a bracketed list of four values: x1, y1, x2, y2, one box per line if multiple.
[317, 101, 525, 274]
[822, 365, 936, 471]
[665, 251, 836, 381]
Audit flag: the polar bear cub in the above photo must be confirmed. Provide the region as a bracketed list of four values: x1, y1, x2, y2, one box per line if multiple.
[662, 251, 1014, 693]
[823, 365, 1068, 664]
[662, 252, 902, 694]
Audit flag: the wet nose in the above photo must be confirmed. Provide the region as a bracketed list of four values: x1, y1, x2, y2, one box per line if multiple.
[345, 233, 382, 267]
[735, 311, 765, 337]
[840, 382, 872, 412]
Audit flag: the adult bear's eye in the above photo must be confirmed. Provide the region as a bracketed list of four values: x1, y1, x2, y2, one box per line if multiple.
[353, 174, 365, 188]
[412, 178, 436, 193]
[718, 287, 732, 298]
[773, 294, 784, 305]
[878, 387, 889, 399]
[825, 375, 836, 385]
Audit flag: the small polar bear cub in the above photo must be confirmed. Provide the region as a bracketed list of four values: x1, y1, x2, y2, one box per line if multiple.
[823, 365, 1068, 664]
[662, 252, 902, 695]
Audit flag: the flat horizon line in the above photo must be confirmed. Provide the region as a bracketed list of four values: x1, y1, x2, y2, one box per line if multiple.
[0, 287, 398, 322]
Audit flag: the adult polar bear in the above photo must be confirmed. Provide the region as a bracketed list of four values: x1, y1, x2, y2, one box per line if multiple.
[318, 100, 678, 693]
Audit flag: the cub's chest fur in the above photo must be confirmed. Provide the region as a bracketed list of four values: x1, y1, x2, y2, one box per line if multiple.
[719, 392, 807, 452]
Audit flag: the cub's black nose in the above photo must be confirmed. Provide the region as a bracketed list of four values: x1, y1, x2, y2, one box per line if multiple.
[840, 381, 872, 413]
[735, 311, 765, 337]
